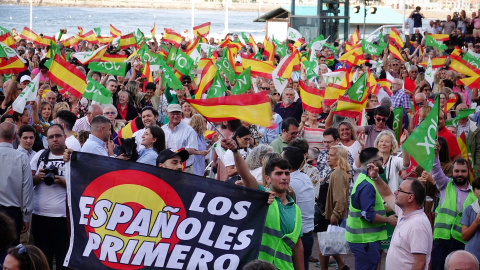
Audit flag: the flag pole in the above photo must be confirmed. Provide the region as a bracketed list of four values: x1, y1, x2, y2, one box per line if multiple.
[29, 0, 33, 30]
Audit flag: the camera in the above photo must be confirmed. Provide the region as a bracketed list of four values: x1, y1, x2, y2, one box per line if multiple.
[43, 165, 58, 186]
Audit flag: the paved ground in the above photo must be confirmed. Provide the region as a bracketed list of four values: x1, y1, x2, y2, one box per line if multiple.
[308, 234, 387, 270]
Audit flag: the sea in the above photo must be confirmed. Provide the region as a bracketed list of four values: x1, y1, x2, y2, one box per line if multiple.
[0, 5, 266, 40]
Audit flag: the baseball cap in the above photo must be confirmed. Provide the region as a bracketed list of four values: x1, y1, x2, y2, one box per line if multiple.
[20, 75, 32, 83]
[167, 104, 182, 113]
[156, 148, 189, 165]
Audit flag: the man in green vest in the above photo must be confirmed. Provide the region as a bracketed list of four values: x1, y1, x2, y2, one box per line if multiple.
[345, 147, 397, 270]
[431, 142, 477, 270]
[221, 138, 305, 270]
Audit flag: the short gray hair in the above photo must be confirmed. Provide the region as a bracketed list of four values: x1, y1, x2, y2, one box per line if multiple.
[90, 115, 111, 132]
[380, 96, 393, 109]
[374, 130, 398, 154]
[88, 104, 103, 114]
[0, 122, 15, 140]
[246, 144, 273, 170]
[103, 104, 118, 117]
[444, 250, 479, 270]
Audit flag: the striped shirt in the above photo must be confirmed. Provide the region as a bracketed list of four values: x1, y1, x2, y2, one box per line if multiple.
[72, 115, 90, 133]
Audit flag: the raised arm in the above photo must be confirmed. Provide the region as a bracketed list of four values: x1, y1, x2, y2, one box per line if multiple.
[221, 138, 258, 189]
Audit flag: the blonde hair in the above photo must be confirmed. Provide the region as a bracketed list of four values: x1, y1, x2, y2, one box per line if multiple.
[53, 102, 70, 116]
[374, 130, 398, 154]
[189, 114, 206, 135]
[330, 145, 351, 172]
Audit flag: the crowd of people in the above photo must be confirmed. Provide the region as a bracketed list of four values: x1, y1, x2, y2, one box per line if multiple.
[2, 7, 480, 269]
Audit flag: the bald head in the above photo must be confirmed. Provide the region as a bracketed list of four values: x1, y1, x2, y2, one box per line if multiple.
[414, 93, 427, 104]
[456, 103, 468, 110]
[0, 122, 16, 142]
[444, 250, 479, 270]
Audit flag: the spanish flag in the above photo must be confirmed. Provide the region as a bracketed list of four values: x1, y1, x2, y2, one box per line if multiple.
[429, 34, 449, 41]
[0, 56, 27, 74]
[457, 132, 477, 182]
[299, 81, 324, 114]
[151, 23, 156, 37]
[118, 117, 143, 139]
[39, 35, 56, 47]
[142, 60, 153, 83]
[163, 28, 183, 47]
[47, 54, 87, 99]
[96, 36, 114, 44]
[76, 30, 98, 44]
[248, 35, 258, 53]
[185, 35, 200, 55]
[204, 130, 215, 140]
[262, 37, 276, 62]
[62, 36, 79, 47]
[77, 26, 84, 35]
[451, 46, 462, 56]
[389, 41, 405, 62]
[0, 33, 16, 48]
[350, 29, 360, 45]
[419, 55, 447, 68]
[332, 95, 367, 118]
[20, 27, 41, 44]
[118, 33, 136, 49]
[241, 58, 275, 79]
[101, 54, 127, 62]
[195, 59, 216, 99]
[276, 50, 301, 79]
[449, 55, 480, 88]
[338, 44, 366, 66]
[377, 78, 392, 96]
[186, 92, 273, 127]
[110, 24, 122, 37]
[444, 96, 457, 113]
[323, 82, 347, 106]
[193, 22, 211, 37]
[389, 27, 404, 48]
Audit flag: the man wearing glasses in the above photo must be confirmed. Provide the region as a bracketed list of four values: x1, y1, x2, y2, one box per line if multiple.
[357, 106, 393, 148]
[270, 117, 300, 153]
[391, 78, 412, 114]
[404, 66, 419, 95]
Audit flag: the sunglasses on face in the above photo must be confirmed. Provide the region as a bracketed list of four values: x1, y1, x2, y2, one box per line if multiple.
[182, 81, 191, 85]
[260, 87, 270, 90]
[272, 92, 280, 96]
[375, 117, 387, 122]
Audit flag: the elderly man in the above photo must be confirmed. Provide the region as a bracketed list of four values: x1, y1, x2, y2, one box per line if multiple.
[44, 91, 57, 107]
[274, 88, 303, 123]
[72, 104, 103, 133]
[0, 122, 33, 245]
[444, 250, 479, 270]
[373, 176, 432, 269]
[391, 78, 412, 113]
[161, 104, 197, 173]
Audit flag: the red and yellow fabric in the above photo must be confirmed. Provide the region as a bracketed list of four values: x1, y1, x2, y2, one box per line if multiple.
[47, 54, 87, 99]
[20, 27, 41, 44]
[276, 50, 301, 79]
[451, 47, 462, 56]
[332, 95, 368, 118]
[163, 28, 183, 47]
[110, 24, 122, 37]
[389, 41, 405, 62]
[248, 35, 258, 53]
[77, 26, 84, 35]
[185, 35, 200, 56]
[293, 38, 305, 48]
[338, 44, 366, 66]
[61, 36, 79, 48]
[101, 54, 127, 63]
[350, 29, 360, 45]
[444, 96, 457, 114]
[0, 56, 27, 74]
[38, 35, 56, 47]
[449, 55, 480, 88]
[195, 59, 216, 99]
[119, 33, 136, 49]
[142, 60, 154, 83]
[96, 36, 114, 44]
[457, 132, 477, 182]
[186, 92, 273, 127]
[389, 28, 404, 48]
[299, 81, 324, 114]
[419, 55, 448, 68]
[193, 22, 211, 37]
[323, 83, 347, 106]
[241, 58, 275, 79]
[429, 34, 449, 41]
[76, 30, 98, 44]
[377, 78, 392, 96]
[263, 37, 276, 62]
[204, 130, 215, 140]
[151, 23, 156, 37]
[118, 117, 140, 139]
[0, 33, 16, 48]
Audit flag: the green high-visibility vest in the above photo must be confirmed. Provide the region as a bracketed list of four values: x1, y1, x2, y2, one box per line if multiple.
[433, 179, 476, 243]
[257, 199, 302, 270]
[345, 173, 387, 243]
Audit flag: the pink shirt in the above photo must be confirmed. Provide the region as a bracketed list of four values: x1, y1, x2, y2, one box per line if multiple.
[452, 86, 470, 107]
[385, 206, 432, 270]
[474, 18, 480, 29]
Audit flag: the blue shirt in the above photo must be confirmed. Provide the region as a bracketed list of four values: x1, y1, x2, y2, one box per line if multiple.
[192, 134, 207, 176]
[460, 204, 480, 262]
[81, 134, 107, 156]
[351, 172, 377, 223]
[137, 148, 158, 166]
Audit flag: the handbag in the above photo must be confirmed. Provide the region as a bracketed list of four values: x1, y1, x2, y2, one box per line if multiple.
[317, 225, 350, 256]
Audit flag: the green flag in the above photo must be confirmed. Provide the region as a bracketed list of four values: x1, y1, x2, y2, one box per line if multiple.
[44, 41, 62, 69]
[462, 51, 480, 69]
[207, 71, 227, 98]
[161, 60, 183, 90]
[307, 34, 325, 50]
[134, 29, 144, 45]
[392, 107, 404, 143]
[362, 40, 382, 56]
[138, 43, 163, 68]
[324, 43, 338, 55]
[345, 72, 367, 102]
[231, 67, 251, 95]
[276, 44, 288, 58]
[241, 32, 249, 44]
[0, 44, 6, 58]
[425, 34, 447, 51]
[378, 31, 387, 50]
[302, 61, 319, 80]
[166, 46, 194, 75]
[446, 109, 476, 126]
[0, 26, 11, 36]
[402, 97, 440, 172]
[93, 27, 102, 37]
[83, 75, 112, 104]
[215, 47, 236, 82]
[88, 61, 127, 76]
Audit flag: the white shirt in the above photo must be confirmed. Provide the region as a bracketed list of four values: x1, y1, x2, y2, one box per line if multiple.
[132, 128, 146, 151]
[162, 122, 198, 167]
[17, 145, 36, 161]
[30, 150, 67, 217]
[66, 135, 81, 151]
[290, 170, 315, 233]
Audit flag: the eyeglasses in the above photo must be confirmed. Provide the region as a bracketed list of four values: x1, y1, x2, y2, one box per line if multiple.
[272, 92, 280, 96]
[375, 117, 387, 122]
[182, 81, 191, 85]
[104, 111, 116, 115]
[260, 87, 270, 90]
[415, 102, 425, 106]
[397, 188, 413, 195]
[47, 134, 63, 139]
[392, 64, 399, 66]
[410, 71, 418, 73]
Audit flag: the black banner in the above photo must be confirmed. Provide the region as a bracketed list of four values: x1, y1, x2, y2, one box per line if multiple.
[65, 152, 269, 269]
